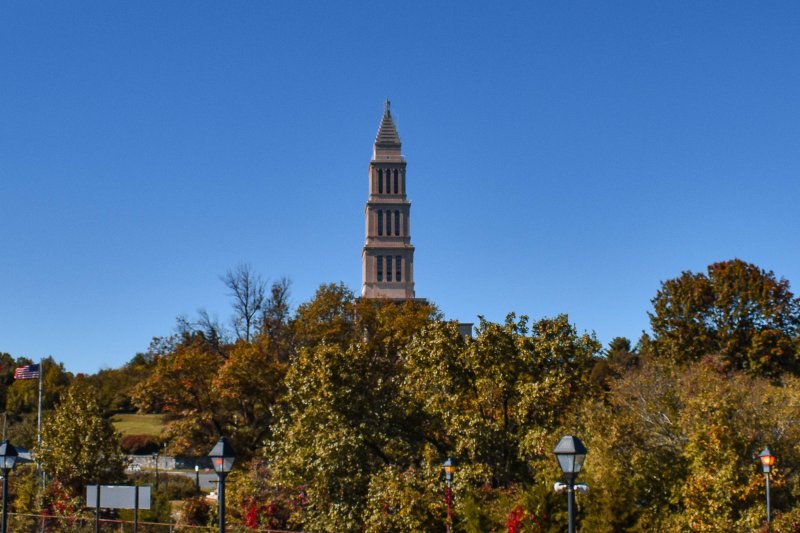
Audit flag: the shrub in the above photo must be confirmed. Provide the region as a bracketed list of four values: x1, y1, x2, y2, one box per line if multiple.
[120, 434, 160, 454]
[178, 496, 212, 527]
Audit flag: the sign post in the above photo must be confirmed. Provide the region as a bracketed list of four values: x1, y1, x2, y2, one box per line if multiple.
[86, 485, 151, 532]
[134, 485, 140, 533]
[94, 484, 100, 533]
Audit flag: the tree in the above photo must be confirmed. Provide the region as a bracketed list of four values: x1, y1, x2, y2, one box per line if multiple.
[269, 289, 438, 532]
[290, 282, 356, 349]
[577, 357, 800, 532]
[89, 352, 157, 413]
[5, 356, 72, 416]
[132, 327, 287, 457]
[363, 460, 443, 533]
[215, 337, 287, 452]
[4, 356, 73, 449]
[0, 352, 18, 409]
[590, 337, 639, 390]
[261, 277, 293, 362]
[223, 458, 302, 531]
[37, 380, 127, 492]
[404, 314, 600, 489]
[132, 331, 223, 454]
[223, 263, 267, 342]
[644, 259, 800, 376]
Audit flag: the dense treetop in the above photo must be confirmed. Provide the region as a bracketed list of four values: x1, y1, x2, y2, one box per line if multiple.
[2, 259, 800, 531]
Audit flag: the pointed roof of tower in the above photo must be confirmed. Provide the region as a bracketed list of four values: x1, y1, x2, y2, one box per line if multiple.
[375, 100, 401, 147]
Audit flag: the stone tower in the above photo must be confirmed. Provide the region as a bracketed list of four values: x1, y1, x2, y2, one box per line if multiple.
[361, 101, 416, 300]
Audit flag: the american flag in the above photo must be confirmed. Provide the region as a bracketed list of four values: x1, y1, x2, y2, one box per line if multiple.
[14, 364, 40, 380]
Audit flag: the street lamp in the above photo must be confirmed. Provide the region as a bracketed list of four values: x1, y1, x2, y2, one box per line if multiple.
[554, 435, 587, 533]
[759, 447, 775, 529]
[195, 464, 200, 494]
[208, 437, 236, 533]
[443, 458, 456, 532]
[0, 440, 19, 533]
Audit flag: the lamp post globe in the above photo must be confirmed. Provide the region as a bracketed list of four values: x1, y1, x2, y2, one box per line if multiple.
[553, 435, 587, 533]
[208, 437, 236, 533]
[759, 447, 775, 473]
[0, 440, 19, 533]
[758, 447, 775, 528]
[443, 458, 455, 482]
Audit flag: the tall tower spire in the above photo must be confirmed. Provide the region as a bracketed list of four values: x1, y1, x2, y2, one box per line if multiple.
[362, 101, 416, 300]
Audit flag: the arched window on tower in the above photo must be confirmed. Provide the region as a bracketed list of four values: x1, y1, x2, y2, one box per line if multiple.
[377, 211, 383, 236]
[377, 255, 383, 282]
[386, 254, 392, 281]
[393, 169, 399, 194]
[394, 211, 400, 236]
[377, 169, 383, 194]
[396, 256, 402, 281]
[385, 209, 392, 235]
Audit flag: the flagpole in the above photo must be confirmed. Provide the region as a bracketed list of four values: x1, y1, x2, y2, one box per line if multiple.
[38, 359, 44, 489]
[37, 359, 43, 447]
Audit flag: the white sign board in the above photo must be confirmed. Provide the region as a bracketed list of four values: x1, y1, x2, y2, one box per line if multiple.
[85, 485, 151, 510]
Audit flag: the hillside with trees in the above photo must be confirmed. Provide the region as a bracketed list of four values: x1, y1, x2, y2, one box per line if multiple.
[1, 259, 799, 531]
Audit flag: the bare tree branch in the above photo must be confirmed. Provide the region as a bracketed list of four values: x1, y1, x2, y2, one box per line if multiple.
[222, 263, 267, 342]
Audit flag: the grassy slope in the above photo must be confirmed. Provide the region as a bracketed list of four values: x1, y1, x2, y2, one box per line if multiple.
[111, 413, 165, 436]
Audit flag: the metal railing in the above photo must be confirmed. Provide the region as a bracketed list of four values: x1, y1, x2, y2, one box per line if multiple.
[6, 512, 301, 532]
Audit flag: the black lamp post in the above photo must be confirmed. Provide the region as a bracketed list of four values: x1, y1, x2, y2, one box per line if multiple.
[759, 447, 775, 530]
[208, 437, 236, 533]
[443, 458, 456, 532]
[554, 435, 587, 533]
[195, 464, 201, 495]
[0, 440, 19, 533]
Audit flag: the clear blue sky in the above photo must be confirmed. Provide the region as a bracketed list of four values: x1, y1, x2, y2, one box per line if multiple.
[2, 2, 799, 374]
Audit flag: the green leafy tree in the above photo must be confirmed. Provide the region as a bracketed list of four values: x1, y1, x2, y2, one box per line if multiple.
[290, 282, 357, 349]
[215, 337, 287, 452]
[37, 380, 127, 492]
[404, 314, 600, 488]
[644, 259, 800, 375]
[0, 352, 18, 409]
[590, 337, 639, 390]
[578, 358, 800, 532]
[270, 287, 438, 532]
[88, 352, 156, 413]
[363, 458, 443, 533]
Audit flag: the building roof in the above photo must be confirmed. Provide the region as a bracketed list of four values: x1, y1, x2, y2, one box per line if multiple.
[375, 100, 401, 147]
